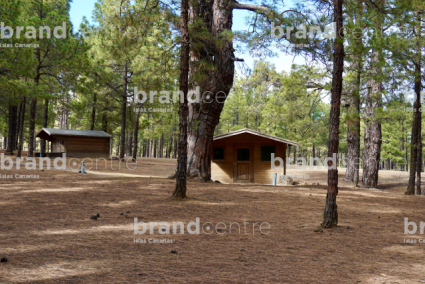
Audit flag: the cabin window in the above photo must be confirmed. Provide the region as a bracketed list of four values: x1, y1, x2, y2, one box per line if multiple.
[213, 147, 224, 160]
[237, 148, 250, 161]
[261, 146, 276, 161]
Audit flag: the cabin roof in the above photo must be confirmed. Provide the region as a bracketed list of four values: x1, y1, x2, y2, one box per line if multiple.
[213, 128, 298, 146]
[36, 128, 112, 138]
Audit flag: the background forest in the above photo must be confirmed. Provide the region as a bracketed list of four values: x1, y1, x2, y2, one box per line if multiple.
[0, 0, 423, 177]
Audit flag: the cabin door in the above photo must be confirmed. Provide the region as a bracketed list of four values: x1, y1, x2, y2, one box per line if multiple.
[234, 146, 253, 183]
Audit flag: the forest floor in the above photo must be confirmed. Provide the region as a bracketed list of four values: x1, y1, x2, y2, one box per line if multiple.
[1, 150, 425, 283]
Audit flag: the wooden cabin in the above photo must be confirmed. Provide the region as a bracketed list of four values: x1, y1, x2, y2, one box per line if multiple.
[211, 129, 298, 184]
[36, 128, 112, 158]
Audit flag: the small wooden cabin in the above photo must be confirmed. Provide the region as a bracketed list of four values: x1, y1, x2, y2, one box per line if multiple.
[211, 129, 297, 184]
[36, 128, 112, 158]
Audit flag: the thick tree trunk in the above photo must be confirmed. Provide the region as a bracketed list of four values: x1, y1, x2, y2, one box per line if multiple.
[172, 0, 190, 199]
[6, 102, 18, 155]
[181, 0, 235, 181]
[17, 96, 26, 158]
[345, 53, 362, 184]
[362, 1, 384, 189]
[362, 81, 382, 188]
[322, 0, 344, 228]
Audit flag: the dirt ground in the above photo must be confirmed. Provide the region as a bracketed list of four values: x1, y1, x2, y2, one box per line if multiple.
[1, 150, 425, 283]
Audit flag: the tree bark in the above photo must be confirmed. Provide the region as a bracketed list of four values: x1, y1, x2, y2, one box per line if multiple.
[102, 112, 108, 132]
[415, 62, 422, 195]
[362, 7, 384, 188]
[172, 0, 190, 199]
[345, 41, 362, 185]
[15, 101, 22, 150]
[17, 96, 26, 158]
[406, 75, 421, 194]
[159, 133, 164, 158]
[322, 0, 344, 228]
[181, 0, 236, 181]
[119, 62, 128, 160]
[127, 133, 133, 157]
[167, 130, 173, 159]
[27, 95, 37, 157]
[132, 108, 140, 161]
[6, 102, 18, 155]
[173, 136, 178, 158]
[40, 98, 49, 154]
[415, 13, 423, 195]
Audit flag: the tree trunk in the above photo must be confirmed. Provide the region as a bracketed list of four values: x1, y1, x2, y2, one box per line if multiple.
[172, 0, 190, 199]
[173, 136, 178, 159]
[168, 130, 173, 159]
[102, 112, 108, 132]
[401, 119, 405, 171]
[146, 138, 150, 158]
[17, 96, 26, 158]
[15, 101, 22, 151]
[179, 0, 235, 181]
[406, 73, 421, 194]
[322, 0, 344, 228]
[415, 14, 423, 195]
[119, 62, 128, 160]
[132, 108, 140, 161]
[127, 133, 133, 157]
[40, 99, 49, 154]
[27, 96, 37, 157]
[160, 133, 164, 158]
[345, 44, 362, 184]
[415, 62, 422, 194]
[144, 139, 148, 157]
[6, 102, 18, 155]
